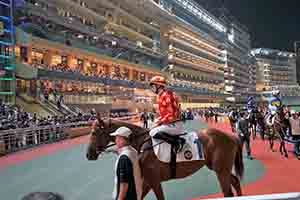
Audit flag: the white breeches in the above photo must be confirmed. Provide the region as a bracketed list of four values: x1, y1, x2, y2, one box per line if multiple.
[149, 121, 185, 137]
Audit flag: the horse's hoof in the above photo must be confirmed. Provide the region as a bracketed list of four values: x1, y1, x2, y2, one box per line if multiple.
[285, 154, 288, 158]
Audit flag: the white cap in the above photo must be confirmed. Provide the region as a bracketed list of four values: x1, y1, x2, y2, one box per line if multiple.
[110, 126, 132, 138]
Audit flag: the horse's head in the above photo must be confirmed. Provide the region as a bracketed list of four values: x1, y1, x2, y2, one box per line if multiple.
[86, 117, 116, 160]
[86, 117, 148, 160]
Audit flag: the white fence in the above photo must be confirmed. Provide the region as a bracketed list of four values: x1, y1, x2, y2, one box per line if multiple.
[0, 114, 141, 155]
[0, 121, 91, 154]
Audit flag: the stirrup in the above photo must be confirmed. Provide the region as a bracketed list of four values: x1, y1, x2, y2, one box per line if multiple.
[174, 138, 186, 153]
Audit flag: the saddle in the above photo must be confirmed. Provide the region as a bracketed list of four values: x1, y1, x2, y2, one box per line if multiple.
[152, 131, 205, 179]
[153, 132, 187, 178]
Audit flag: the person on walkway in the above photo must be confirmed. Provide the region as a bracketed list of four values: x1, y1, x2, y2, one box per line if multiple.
[289, 110, 300, 156]
[140, 111, 148, 129]
[236, 111, 253, 160]
[111, 127, 143, 200]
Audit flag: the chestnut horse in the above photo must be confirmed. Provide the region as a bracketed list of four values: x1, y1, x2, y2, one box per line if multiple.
[86, 118, 244, 199]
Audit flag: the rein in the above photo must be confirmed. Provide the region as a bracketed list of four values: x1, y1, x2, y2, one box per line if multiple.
[97, 129, 156, 155]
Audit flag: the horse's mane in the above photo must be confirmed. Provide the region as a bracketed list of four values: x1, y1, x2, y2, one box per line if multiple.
[108, 119, 149, 136]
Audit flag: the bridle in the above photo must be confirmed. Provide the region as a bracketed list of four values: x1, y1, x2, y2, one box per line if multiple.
[93, 120, 152, 155]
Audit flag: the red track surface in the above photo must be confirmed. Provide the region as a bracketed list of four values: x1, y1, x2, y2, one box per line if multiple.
[197, 121, 300, 199]
[1, 120, 300, 198]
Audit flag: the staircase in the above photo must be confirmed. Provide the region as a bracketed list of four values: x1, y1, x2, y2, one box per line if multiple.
[16, 96, 53, 118]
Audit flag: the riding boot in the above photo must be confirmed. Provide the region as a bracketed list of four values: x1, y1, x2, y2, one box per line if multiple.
[153, 132, 185, 151]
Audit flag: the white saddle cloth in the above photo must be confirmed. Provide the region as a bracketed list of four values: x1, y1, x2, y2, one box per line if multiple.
[152, 132, 205, 163]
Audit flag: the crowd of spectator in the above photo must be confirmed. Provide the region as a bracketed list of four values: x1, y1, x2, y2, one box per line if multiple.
[0, 101, 96, 131]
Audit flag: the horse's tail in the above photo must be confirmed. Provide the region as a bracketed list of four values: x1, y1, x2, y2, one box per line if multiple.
[234, 142, 244, 179]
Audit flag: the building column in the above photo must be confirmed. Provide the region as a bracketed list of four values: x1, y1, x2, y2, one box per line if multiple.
[43, 50, 52, 66]
[27, 46, 32, 64]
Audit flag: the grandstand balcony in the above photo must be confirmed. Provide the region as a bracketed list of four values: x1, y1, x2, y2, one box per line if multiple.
[170, 38, 225, 65]
[16, 62, 149, 90]
[169, 84, 225, 97]
[19, 0, 164, 62]
[170, 49, 224, 74]
[158, 0, 226, 41]
[90, 0, 160, 35]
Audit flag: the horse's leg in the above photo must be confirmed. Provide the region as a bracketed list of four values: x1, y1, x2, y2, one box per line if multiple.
[151, 183, 165, 200]
[269, 129, 275, 152]
[230, 174, 242, 196]
[216, 172, 234, 197]
[282, 141, 288, 158]
[261, 126, 265, 140]
[279, 141, 283, 155]
[141, 182, 151, 199]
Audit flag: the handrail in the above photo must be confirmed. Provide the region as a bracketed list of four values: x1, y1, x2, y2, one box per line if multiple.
[0, 114, 140, 155]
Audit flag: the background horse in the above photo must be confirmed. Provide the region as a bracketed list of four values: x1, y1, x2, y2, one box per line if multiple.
[260, 107, 290, 157]
[86, 118, 244, 199]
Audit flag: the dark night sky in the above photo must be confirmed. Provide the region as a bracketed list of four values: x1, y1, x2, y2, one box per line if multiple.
[196, 0, 300, 52]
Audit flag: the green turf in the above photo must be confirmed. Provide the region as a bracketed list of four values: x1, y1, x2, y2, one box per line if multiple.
[0, 120, 265, 200]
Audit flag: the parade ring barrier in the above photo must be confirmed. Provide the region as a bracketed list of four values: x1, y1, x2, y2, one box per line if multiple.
[209, 193, 300, 200]
[0, 114, 140, 155]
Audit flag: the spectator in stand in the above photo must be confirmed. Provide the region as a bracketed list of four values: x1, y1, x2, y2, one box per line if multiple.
[44, 90, 49, 101]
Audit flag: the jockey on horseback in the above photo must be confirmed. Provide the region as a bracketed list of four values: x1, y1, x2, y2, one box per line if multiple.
[247, 96, 256, 113]
[267, 90, 282, 125]
[247, 96, 257, 120]
[148, 75, 185, 150]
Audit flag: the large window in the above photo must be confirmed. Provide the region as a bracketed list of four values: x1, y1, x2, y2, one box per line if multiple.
[31, 49, 44, 65]
[51, 55, 62, 66]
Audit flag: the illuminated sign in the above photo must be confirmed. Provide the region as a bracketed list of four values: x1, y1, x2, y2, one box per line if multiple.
[0, 21, 4, 36]
[174, 0, 227, 33]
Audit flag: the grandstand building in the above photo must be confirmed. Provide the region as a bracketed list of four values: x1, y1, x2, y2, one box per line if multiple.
[143, 0, 228, 108]
[14, 0, 165, 113]
[211, 8, 255, 104]
[9, 0, 257, 112]
[251, 48, 298, 95]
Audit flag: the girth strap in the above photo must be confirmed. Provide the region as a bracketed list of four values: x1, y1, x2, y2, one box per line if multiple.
[170, 144, 177, 178]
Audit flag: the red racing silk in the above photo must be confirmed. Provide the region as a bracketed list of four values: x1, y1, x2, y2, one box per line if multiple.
[157, 90, 180, 125]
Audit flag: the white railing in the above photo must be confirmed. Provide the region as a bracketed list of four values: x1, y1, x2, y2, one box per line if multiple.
[206, 193, 300, 200]
[0, 121, 91, 154]
[0, 114, 140, 155]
